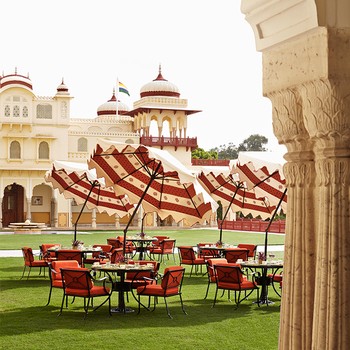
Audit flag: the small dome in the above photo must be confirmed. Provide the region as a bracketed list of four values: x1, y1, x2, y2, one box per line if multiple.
[97, 91, 130, 116]
[56, 78, 69, 95]
[140, 66, 180, 98]
[0, 69, 33, 90]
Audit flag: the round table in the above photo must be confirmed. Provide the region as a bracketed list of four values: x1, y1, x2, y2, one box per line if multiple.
[240, 261, 283, 305]
[126, 236, 157, 260]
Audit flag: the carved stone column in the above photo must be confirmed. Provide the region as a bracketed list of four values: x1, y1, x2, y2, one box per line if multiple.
[241, 1, 350, 348]
[300, 75, 350, 349]
[269, 89, 316, 350]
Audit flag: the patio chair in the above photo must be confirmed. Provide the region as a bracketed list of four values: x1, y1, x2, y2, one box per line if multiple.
[56, 249, 84, 267]
[136, 266, 187, 318]
[125, 260, 160, 299]
[46, 260, 80, 306]
[151, 235, 169, 248]
[178, 246, 206, 277]
[213, 264, 259, 308]
[59, 267, 112, 318]
[83, 244, 112, 265]
[268, 272, 283, 297]
[148, 239, 176, 264]
[39, 244, 60, 261]
[197, 243, 220, 260]
[106, 238, 118, 248]
[110, 248, 125, 264]
[237, 244, 257, 259]
[116, 235, 136, 256]
[223, 248, 249, 263]
[21, 247, 48, 279]
[204, 258, 228, 299]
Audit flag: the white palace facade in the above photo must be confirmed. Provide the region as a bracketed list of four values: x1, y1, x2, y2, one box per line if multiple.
[0, 67, 205, 229]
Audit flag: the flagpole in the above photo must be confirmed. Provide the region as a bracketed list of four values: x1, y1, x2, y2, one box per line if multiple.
[116, 77, 119, 118]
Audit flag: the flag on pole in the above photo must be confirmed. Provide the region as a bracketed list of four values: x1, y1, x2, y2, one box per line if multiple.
[118, 81, 130, 96]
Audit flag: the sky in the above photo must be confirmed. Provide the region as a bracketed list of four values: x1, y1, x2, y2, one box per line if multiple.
[2, 0, 285, 153]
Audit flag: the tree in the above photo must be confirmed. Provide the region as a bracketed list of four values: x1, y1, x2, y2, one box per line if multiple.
[238, 134, 268, 152]
[191, 148, 218, 159]
[210, 142, 238, 160]
[194, 134, 268, 160]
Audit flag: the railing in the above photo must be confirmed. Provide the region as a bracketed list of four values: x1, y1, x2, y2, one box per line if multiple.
[191, 159, 230, 166]
[140, 136, 198, 151]
[218, 218, 286, 233]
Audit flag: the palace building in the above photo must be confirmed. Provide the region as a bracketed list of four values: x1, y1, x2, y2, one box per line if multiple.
[0, 67, 206, 229]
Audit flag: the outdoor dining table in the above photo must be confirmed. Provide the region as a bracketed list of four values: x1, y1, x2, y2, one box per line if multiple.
[126, 236, 157, 260]
[240, 260, 283, 305]
[197, 244, 236, 258]
[47, 246, 102, 256]
[91, 263, 154, 314]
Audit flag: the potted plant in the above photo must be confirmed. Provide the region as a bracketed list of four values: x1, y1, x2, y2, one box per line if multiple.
[72, 240, 84, 249]
[258, 252, 266, 264]
[216, 240, 223, 248]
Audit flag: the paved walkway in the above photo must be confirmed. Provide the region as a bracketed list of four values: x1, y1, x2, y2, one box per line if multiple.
[0, 245, 284, 258]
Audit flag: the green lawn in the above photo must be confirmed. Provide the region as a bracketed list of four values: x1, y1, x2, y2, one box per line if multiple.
[0, 229, 283, 350]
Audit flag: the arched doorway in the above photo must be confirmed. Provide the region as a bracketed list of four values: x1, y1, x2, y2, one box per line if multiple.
[2, 183, 24, 226]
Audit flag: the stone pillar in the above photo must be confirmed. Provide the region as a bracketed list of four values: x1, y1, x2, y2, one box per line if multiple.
[268, 89, 316, 349]
[91, 208, 96, 228]
[115, 215, 120, 229]
[0, 197, 3, 228]
[26, 199, 32, 221]
[301, 76, 350, 349]
[51, 198, 58, 228]
[241, 1, 350, 345]
[263, 28, 350, 350]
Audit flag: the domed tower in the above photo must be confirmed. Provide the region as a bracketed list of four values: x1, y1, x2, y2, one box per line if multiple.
[54, 78, 73, 120]
[97, 89, 130, 117]
[125, 65, 200, 162]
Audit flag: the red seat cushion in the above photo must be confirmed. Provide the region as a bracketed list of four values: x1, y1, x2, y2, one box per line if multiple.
[136, 285, 179, 297]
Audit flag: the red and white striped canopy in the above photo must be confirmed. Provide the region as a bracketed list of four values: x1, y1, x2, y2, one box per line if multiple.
[198, 171, 275, 220]
[232, 162, 287, 212]
[45, 160, 134, 217]
[88, 140, 217, 226]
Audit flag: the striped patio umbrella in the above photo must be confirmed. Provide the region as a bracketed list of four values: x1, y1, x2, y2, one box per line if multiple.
[232, 162, 287, 212]
[88, 140, 218, 255]
[198, 171, 275, 243]
[45, 160, 134, 241]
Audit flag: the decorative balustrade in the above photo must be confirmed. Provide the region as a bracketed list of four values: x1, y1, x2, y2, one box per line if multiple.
[140, 136, 198, 151]
[218, 218, 285, 233]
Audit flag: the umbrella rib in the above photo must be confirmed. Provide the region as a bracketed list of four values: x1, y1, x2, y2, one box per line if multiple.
[73, 180, 98, 242]
[251, 170, 280, 189]
[65, 173, 94, 191]
[122, 161, 163, 256]
[183, 184, 201, 217]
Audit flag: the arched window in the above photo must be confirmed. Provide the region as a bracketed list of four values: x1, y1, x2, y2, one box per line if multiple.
[77, 138, 88, 152]
[23, 106, 29, 118]
[10, 141, 21, 159]
[13, 105, 20, 117]
[38, 141, 49, 159]
[4, 105, 10, 117]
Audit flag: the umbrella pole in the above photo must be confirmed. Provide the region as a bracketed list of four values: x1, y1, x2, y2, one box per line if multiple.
[219, 184, 241, 243]
[263, 188, 287, 258]
[73, 183, 96, 242]
[122, 163, 162, 256]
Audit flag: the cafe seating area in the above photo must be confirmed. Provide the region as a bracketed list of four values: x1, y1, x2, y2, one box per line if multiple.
[19, 236, 283, 319]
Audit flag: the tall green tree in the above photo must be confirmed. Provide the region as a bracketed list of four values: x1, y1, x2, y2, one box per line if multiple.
[194, 134, 268, 160]
[191, 147, 218, 159]
[238, 134, 268, 152]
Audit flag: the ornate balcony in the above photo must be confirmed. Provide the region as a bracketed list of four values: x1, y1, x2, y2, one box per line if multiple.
[140, 136, 198, 151]
[191, 159, 230, 166]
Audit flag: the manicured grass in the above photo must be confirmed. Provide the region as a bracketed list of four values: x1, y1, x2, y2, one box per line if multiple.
[0, 228, 285, 250]
[0, 229, 283, 350]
